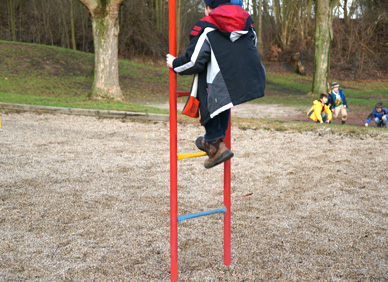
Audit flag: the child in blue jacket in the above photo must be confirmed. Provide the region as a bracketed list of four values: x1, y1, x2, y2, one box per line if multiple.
[328, 82, 349, 124]
[365, 102, 387, 128]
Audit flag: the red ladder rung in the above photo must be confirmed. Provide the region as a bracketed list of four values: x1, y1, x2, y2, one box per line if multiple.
[176, 91, 189, 97]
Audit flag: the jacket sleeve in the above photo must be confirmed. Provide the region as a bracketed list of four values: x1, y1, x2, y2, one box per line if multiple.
[172, 27, 211, 76]
[340, 89, 348, 107]
[250, 26, 258, 47]
[246, 17, 257, 47]
[325, 106, 332, 120]
[365, 111, 374, 124]
[328, 93, 334, 110]
[314, 104, 323, 122]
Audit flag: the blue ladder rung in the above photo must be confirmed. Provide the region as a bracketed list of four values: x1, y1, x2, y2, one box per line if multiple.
[178, 206, 227, 222]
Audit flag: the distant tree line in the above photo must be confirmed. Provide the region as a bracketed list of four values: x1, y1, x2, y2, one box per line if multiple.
[1, 0, 386, 58]
[0, 0, 202, 59]
[1, 0, 387, 86]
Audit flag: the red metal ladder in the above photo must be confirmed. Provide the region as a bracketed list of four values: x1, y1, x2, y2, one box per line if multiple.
[169, 1, 231, 281]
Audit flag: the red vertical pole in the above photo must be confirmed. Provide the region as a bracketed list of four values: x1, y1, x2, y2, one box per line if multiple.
[169, 0, 178, 281]
[224, 112, 231, 266]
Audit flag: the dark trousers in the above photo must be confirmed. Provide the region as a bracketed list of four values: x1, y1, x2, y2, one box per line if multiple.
[204, 109, 230, 142]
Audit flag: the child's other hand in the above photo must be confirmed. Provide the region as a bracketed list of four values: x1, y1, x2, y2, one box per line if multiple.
[166, 54, 176, 69]
[365, 123, 369, 127]
[382, 115, 387, 121]
[326, 120, 330, 123]
[320, 120, 324, 124]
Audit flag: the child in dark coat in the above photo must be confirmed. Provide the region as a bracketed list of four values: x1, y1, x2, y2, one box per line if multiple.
[166, 0, 266, 168]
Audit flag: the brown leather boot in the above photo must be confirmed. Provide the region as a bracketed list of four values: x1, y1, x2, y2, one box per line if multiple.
[203, 138, 234, 169]
[195, 136, 210, 155]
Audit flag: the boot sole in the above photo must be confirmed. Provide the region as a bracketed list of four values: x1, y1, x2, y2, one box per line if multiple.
[204, 150, 234, 169]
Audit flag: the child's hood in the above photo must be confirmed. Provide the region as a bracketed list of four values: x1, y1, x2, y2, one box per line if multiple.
[313, 100, 322, 105]
[201, 4, 251, 41]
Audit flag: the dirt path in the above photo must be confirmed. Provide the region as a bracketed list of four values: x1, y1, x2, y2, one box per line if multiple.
[1, 112, 387, 281]
[152, 102, 369, 126]
[152, 102, 303, 120]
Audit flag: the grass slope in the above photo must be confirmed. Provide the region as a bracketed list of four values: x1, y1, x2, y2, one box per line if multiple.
[0, 40, 387, 115]
[0, 41, 190, 114]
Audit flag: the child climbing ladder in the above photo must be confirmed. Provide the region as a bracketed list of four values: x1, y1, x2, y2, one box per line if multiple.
[167, 0, 266, 281]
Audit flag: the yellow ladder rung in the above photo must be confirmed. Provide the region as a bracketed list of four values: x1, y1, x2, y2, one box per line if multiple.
[177, 151, 207, 160]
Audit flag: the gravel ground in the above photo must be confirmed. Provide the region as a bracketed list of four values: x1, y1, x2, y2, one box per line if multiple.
[1, 112, 387, 281]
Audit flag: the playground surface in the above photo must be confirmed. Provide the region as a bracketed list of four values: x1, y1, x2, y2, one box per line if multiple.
[1, 112, 387, 281]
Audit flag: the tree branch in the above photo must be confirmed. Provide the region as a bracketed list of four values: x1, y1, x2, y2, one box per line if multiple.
[78, 0, 98, 14]
[109, 0, 125, 7]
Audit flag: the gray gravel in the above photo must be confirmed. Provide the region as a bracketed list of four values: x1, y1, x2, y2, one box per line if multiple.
[1, 112, 387, 281]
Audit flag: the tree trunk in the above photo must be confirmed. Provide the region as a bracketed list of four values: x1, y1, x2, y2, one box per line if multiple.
[91, 10, 123, 99]
[251, 0, 257, 22]
[312, 0, 339, 95]
[272, 0, 279, 28]
[78, 0, 124, 100]
[161, 0, 166, 34]
[9, 0, 16, 41]
[312, 0, 331, 95]
[155, 0, 161, 32]
[60, 1, 70, 48]
[251, 0, 263, 52]
[257, 0, 263, 54]
[69, 0, 77, 50]
[343, 0, 350, 26]
[81, 5, 87, 51]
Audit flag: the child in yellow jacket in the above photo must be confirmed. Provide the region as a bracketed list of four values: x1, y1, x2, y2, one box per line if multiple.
[307, 93, 332, 123]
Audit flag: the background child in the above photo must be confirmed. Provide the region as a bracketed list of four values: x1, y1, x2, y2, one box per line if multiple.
[166, 0, 266, 168]
[328, 82, 349, 124]
[365, 102, 387, 128]
[307, 93, 332, 123]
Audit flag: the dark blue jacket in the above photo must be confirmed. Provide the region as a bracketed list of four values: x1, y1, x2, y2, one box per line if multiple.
[365, 107, 388, 124]
[328, 89, 348, 110]
[173, 4, 266, 125]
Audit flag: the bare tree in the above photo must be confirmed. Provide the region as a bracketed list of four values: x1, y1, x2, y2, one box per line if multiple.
[272, 0, 296, 51]
[295, 0, 314, 49]
[78, 0, 124, 100]
[251, 0, 264, 53]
